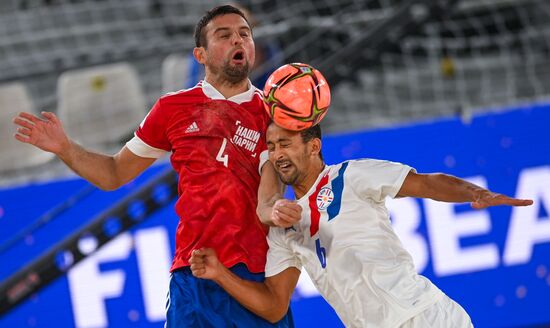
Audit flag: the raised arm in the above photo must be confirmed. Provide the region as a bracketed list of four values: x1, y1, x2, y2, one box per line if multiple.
[13, 111, 155, 190]
[190, 248, 300, 323]
[257, 161, 302, 227]
[397, 171, 533, 208]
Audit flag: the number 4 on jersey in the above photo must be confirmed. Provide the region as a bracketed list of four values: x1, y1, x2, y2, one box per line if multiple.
[216, 138, 229, 167]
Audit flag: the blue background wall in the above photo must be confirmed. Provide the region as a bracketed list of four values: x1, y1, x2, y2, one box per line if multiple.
[0, 103, 549, 327]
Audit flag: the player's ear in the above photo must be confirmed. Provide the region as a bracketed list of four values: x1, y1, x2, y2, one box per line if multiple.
[310, 138, 322, 157]
[193, 47, 206, 65]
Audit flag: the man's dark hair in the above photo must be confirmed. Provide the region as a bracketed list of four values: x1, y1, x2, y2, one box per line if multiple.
[194, 5, 250, 48]
[300, 124, 324, 161]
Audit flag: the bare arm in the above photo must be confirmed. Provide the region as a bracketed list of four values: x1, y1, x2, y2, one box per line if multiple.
[13, 111, 155, 190]
[58, 144, 155, 190]
[190, 248, 300, 323]
[257, 161, 302, 227]
[397, 171, 533, 208]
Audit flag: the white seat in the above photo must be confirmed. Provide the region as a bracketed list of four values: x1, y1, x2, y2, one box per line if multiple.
[0, 83, 54, 172]
[57, 63, 147, 149]
[161, 54, 194, 93]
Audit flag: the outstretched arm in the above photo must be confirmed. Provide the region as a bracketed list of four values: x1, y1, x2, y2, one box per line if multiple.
[13, 111, 155, 190]
[257, 161, 302, 227]
[397, 171, 533, 208]
[190, 248, 300, 323]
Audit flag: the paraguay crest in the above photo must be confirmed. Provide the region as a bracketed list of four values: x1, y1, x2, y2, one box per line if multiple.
[316, 187, 334, 210]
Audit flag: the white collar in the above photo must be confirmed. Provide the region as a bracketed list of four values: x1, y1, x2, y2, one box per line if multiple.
[201, 79, 257, 104]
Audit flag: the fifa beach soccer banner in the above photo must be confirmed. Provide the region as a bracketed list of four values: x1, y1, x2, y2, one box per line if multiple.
[0, 103, 549, 328]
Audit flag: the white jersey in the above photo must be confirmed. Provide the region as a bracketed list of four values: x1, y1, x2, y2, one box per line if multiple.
[265, 159, 444, 328]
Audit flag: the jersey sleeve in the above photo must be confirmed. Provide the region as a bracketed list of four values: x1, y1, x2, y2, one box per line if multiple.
[265, 229, 302, 277]
[127, 98, 171, 158]
[346, 159, 415, 202]
[258, 150, 269, 175]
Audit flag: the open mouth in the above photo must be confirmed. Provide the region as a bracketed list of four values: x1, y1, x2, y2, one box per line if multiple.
[232, 50, 245, 62]
[276, 160, 292, 172]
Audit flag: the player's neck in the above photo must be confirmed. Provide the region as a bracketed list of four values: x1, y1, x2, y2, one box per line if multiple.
[205, 75, 250, 99]
[293, 161, 326, 199]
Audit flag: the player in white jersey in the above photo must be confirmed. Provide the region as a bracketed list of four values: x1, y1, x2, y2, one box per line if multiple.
[190, 122, 533, 327]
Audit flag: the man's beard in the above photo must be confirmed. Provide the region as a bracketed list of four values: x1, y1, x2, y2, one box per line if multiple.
[279, 174, 298, 186]
[223, 61, 250, 84]
[278, 169, 299, 186]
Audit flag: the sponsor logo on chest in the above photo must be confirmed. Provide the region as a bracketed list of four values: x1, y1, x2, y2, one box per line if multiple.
[185, 121, 200, 133]
[232, 121, 260, 152]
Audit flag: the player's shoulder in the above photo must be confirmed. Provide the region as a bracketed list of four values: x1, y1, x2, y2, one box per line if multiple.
[335, 158, 407, 175]
[348, 157, 404, 167]
[241, 86, 265, 107]
[159, 82, 205, 104]
[235, 87, 270, 121]
[251, 84, 263, 98]
[326, 159, 372, 171]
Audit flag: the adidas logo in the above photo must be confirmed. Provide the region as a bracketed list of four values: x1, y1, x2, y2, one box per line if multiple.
[185, 122, 200, 133]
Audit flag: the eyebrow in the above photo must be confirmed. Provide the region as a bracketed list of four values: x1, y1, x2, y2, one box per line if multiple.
[213, 26, 251, 34]
[267, 138, 291, 145]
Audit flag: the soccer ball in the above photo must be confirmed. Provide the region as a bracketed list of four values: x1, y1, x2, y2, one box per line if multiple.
[263, 63, 331, 131]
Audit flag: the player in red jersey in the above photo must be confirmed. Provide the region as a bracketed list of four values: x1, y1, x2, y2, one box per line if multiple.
[13, 5, 299, 327]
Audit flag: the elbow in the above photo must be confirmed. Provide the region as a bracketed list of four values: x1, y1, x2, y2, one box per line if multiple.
[262, 301, 290, 324]
[99, 185, 117, 192]
[256, 207, 268, 225]
[96, 184, 117, 192]
[97, 156, 129, 191]
[95, 179, 123, 191]
[267, 317, 282, 324]
[255, 205, 262, 220]
[256, 203, 272, 225]
[264, 309, 288, 324]
[257, 286, 291, 323]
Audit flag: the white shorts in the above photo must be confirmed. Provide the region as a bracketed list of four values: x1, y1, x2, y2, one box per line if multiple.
[400, 294, 473, 328]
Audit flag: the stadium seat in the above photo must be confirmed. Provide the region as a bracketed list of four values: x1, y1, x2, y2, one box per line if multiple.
[57, 63, 147, 149]
[161, 54, 191, 93]
[0, 83, 54, 173]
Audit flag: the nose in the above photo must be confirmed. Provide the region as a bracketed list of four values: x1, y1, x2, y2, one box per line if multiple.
[232, 32, 244, 45]
[271, 146, 285, 162]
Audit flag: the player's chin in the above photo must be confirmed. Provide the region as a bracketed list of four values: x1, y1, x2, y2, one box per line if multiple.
[278, 169, 297, 185]
[224, 62, 249, 76]
[279, 176, 295, 187]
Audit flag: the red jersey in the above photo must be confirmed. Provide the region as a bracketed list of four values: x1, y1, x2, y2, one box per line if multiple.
[126, 80, 271, 273]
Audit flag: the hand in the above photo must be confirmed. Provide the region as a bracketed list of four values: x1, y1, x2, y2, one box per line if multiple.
[271, 199, 302, 228]
[189, 248, 224, 280]
[472, 190, 533, 209]
[13, 111, 71, 155]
